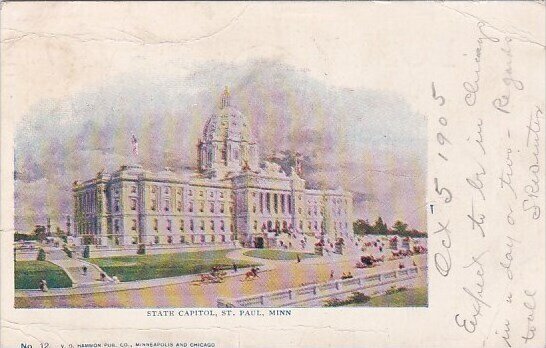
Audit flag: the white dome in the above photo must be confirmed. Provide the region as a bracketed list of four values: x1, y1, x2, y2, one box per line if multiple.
[202, 106, 254, 143]
[198, 87, 259, 177]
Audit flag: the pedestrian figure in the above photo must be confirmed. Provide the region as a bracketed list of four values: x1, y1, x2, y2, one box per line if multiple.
[39, 279, 48, 292]
[330, 270, 334, 280]
[100, 272, 106, 281]
[82, 266, 88, 275]
[251, 267, 259, 277]
[233, 263, 238, 273]
[296, 254, 301, 263]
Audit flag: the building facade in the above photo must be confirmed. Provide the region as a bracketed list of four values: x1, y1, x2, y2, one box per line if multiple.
[73, 88, 354, 248]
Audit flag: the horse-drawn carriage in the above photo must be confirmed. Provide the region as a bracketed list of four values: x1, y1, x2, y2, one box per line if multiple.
[195, 268, 227, 284]
[355, 255, 384, 268]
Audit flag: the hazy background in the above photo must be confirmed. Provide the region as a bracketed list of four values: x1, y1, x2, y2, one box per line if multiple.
[14, 59, 426, 232]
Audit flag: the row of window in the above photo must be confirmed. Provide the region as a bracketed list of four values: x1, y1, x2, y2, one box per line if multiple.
[188, 189, 232, 200]
[305, 206, 348, 217]
[79, 217, 348, 235]
[108, 191, 347, 216]
[77, 191, 98, 213]
[113, 219, 236, 234]
[150, 186, 182, 195]
[187, 201, 233, 214]
[114, 185, 238, 201]
[112, 198, 346, 217]
[112, 234, 233, 246]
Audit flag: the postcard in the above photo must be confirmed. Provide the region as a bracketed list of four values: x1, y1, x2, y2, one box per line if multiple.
[1, 2, 544, 347]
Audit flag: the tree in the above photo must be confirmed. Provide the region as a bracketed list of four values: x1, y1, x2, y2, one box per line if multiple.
[411, 229, 427, 237]
[37, 248, 46, 261]
[33, 225, 47, 242]
[373, 217, 388, 234]
[353, 219, 374, 235]
[392, 220, 409, 234]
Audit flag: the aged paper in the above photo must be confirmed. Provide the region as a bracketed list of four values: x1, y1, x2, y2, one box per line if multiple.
[1, 2, 544, 347]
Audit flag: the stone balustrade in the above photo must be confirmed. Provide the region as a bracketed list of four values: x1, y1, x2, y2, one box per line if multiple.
[217, 266, 427, 308]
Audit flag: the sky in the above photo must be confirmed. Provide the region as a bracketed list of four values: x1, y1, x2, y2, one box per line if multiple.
[13, 59, 426, 232]
[2, 3, 433, 232]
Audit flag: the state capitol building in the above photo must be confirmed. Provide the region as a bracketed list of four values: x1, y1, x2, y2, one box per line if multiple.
[73, 88, 354, 249]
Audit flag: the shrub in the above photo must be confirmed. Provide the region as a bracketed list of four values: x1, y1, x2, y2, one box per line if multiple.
[348, 292, 371, 304]
[137, 244, 146, 255]
[82, 245, 90, 259]
[324, 297, 344, 307]
[386, 286, 400, 295]
[37, 248, 46, 261]
[324, 292, 370, 307]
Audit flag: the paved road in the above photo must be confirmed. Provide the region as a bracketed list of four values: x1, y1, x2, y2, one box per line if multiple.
[15, 253, 426, 308]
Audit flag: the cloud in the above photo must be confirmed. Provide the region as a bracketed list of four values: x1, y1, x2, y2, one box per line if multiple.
[14, 59, 426, 232]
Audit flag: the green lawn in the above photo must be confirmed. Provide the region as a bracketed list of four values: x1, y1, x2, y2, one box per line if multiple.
[15, 261, 73, 290]
[89, 249, 260, 282]
[243, 249, 318, 261]
[363, 287, 428, 307]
